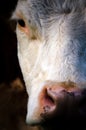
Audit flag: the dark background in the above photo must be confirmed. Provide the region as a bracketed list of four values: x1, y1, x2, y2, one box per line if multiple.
[0, 0, 24, 83]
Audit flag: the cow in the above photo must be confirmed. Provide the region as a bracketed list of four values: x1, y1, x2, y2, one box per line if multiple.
[12, 0, 86, 129]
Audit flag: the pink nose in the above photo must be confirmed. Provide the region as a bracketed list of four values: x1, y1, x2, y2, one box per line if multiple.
[39, 81, 86, 120]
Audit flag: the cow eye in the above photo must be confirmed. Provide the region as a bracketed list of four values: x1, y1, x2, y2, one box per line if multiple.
[18, 19, 25, 27]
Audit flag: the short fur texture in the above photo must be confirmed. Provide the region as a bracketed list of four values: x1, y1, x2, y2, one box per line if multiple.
[13, 0, 86, 129]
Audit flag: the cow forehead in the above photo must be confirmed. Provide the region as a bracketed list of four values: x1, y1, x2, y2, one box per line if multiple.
[27, 0, 86, 11]
[23, 0, 86, 14]
[15, 0, 86, 19]
[14, 0, 86, 37]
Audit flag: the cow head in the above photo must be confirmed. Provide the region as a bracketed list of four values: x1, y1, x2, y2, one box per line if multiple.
[12, 0, 86, 129]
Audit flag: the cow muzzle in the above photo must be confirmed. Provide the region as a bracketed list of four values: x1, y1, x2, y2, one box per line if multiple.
[38, 81, 86, 124]
[26, 81, 86, 128]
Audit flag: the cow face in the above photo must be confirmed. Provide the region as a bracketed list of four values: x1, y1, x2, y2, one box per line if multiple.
[12, 0, 86, 128]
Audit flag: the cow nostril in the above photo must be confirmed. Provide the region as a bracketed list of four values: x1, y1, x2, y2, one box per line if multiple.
[40, 88, 57, 118]
[44, 89, 55, 107]
[40, 86, 68, 117]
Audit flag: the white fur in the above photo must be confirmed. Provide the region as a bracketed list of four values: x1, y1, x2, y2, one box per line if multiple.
[15, 6, 86, 124]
